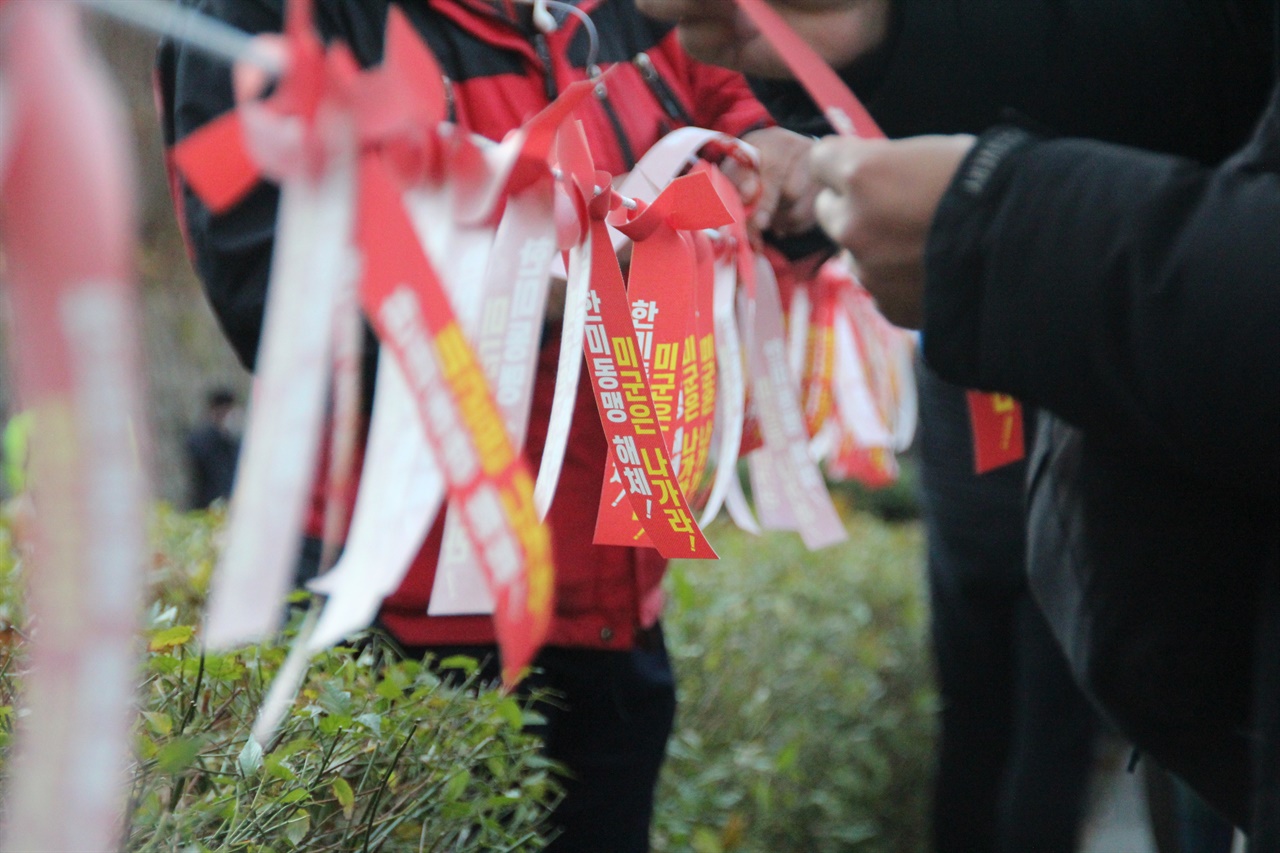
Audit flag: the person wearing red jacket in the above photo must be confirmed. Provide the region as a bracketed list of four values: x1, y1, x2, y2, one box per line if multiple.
[157, 1, 808, 849]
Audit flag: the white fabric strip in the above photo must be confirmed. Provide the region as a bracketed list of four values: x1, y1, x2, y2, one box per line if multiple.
[204, 146, 356, 649]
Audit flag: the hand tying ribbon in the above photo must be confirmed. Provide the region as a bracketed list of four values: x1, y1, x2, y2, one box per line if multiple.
[730, 0, 1019, 474]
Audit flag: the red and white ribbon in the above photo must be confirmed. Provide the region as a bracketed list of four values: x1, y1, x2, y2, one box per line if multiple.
[307, 356, 444, 649]
[595, 169, 730, 550]
[173, 0, 360, 649]
[0, 3, 150, 849]
[431, 187, 557, 615]
[744, 255, 847, 549]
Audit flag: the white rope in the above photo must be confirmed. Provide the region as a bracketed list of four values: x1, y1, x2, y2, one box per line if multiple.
[513, 0, 599, 69]
[78, 0, 284, 74]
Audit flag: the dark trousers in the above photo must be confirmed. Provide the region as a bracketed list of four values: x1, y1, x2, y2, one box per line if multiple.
[394, 628, 677, 853]
[918, 365, 1097, 853]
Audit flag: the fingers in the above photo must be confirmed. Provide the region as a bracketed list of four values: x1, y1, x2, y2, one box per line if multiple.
[812, 145, 914, 323]
[810, 137, 894, 256]
[813, 185, 855, 248]
[809, 136, 967, 329]
[717, 155, 764, 220]
[809, 134, 975, 255]
[740, 127, 818, 235]
[809, 135, 881, 195]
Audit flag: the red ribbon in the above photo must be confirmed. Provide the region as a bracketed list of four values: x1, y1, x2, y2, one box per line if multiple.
[595, 171, 732, 548]
[172, 1, 594, 683]
[556, 122, 721, 560]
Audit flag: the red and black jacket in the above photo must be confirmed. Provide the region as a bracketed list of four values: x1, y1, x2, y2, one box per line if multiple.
[157, 0, 770, 650]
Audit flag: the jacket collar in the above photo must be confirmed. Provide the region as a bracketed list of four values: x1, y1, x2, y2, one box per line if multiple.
[437, 0, 525, 27]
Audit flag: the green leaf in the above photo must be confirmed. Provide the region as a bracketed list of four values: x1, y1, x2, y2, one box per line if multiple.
[201, 654, 245, 681]
[437, 655, 479, 675]
[317, 683, 354, 717]
[774, 741, 799, 774]
[237, 737, 264, 778]
[354, 712, 382, 736]
[156, 736, 201, 774]
[279, 788, 310, 805]
[691, 827, 724, 853]
[374, 677, 404, 701]
[283, 810, 310, 847]
[495, 696, 524, 732]
[148, 624, 195, 652]
[265, 756, 297, 782]
[316, 714, 353, 736]
[331, 777, 355, 819]
[443, 769, 471, 801]
[148, 655, 181, 675]
[143, 711, 173, 737]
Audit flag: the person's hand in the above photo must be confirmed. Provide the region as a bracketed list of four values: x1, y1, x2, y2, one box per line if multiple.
[635, 0, 891, 78]
[809, 134, 975, 328]
[733, 127, 820, 236]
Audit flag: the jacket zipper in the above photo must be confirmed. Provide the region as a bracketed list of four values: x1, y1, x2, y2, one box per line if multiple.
[443, 76, 457, 123]
[633, 51, 694, 127]
[532, 19, 636, 171]
[591, 66, 638, 171]
[533, 32, 559, 100]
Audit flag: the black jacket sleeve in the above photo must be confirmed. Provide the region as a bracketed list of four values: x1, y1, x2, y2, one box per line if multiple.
[922, 89, 1280, 498]
[158, 0, 288, 370]
[158, 0, 354, 372]
[752, 0, 1272, 162]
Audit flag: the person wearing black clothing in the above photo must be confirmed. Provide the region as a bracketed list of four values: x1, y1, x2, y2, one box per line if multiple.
[637, 0, 1273, 849]
[185, 387, 241, 510]
[802, 72, 1280, 841]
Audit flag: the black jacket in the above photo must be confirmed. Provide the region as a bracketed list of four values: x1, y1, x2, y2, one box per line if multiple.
[754, 0, 1272, 161]
[753, 0, 1278, 837]
[912, 8, 1280, 845]
[926, 78, 1280, 842]
[926, 77, 1280, 498]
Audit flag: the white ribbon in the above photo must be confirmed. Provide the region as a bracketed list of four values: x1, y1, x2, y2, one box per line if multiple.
[204, 136, 358, 649]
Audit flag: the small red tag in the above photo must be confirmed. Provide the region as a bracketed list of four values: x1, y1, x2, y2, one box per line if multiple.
[966, 391, 1025, 474]
[172, 113, 262, 213]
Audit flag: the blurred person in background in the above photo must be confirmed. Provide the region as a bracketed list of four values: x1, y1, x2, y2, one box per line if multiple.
[184, 386, 241, 510]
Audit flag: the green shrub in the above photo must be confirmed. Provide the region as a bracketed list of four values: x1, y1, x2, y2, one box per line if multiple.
[0, 506, 560, 852]
[655, 513, 936, 853]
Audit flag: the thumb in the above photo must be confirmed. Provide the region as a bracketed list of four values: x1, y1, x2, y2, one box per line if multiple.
[808, 135, 886, 194]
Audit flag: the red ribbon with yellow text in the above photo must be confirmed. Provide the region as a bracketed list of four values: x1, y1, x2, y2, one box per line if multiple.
[595, 170, 729, 548]
[558, 122, 719, 559]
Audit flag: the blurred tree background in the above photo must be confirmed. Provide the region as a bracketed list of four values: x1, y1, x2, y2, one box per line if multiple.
[0, 13, 249, 506]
